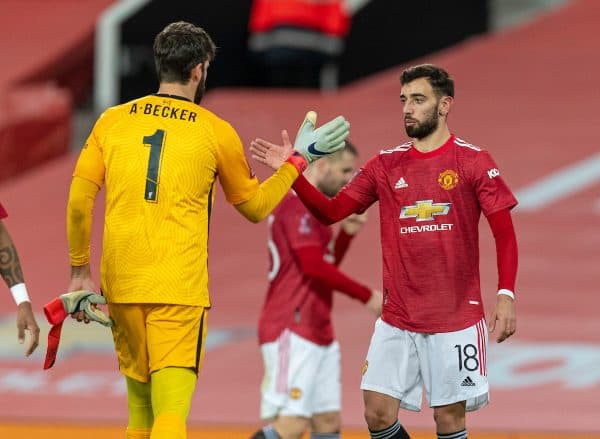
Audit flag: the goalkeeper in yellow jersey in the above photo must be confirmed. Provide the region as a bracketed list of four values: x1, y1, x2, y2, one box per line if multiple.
[66, 21, 349, 439]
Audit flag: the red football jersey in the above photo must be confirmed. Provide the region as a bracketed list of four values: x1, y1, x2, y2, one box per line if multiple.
[258, 193, 337, 345]
[342, 135, 517, 332]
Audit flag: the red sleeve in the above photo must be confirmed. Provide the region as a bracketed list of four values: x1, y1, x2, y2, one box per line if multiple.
[0, 202, 7, 219]
[472, 151, 518, 216]
[292, 175, 363, 224]
[333, 229, 353, 265]
[295, 246, 371, 303]
[486, 208, 518, 293]
[338, 157, 380, 210]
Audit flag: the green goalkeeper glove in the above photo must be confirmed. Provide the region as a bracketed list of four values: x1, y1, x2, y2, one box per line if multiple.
[292, 111, 350, 164]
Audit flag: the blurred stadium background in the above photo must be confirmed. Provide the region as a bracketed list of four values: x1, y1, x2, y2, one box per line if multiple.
[0, 0, 598, 437]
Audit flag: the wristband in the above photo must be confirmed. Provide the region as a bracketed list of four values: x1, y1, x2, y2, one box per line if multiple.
[497, 289, 515, 300]
[10, 283, 30, 305]
[285, 151, 308, 174]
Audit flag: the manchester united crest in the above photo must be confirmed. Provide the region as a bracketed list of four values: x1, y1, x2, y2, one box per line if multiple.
[438, 169, 459, 190]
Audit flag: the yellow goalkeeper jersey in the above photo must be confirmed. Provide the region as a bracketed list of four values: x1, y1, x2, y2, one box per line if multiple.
[73, 94, 260, 306]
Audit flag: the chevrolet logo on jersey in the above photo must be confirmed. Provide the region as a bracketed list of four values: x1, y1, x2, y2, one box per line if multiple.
[400, 200, 451, 221]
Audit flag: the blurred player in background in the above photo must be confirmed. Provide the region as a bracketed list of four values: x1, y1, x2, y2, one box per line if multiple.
[248, 0, 350, 90]
[251, 64, 518, 439]
[66, 21, 349, 439]
[0, 203, 39, 356]
[250, 141, 382, 439]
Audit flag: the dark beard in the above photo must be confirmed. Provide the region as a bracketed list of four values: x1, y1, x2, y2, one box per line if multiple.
[405, 109, 439, 139]
[317, 181, 339, 198]
[194, 77, 206, 105]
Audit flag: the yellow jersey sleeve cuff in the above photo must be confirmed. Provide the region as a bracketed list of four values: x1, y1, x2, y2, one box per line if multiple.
[234, 162, 299, 222]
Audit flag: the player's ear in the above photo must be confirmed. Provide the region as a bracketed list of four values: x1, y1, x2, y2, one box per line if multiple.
[190, 63, 203, 82]
[438, 95, 453, 117]
[201, 61, 209, 81]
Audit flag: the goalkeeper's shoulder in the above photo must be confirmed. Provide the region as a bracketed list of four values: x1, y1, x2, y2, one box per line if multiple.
[195, 106, 239, 137]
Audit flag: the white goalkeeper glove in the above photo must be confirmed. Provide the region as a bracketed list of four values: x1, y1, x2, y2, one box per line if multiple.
[292, 111, 350, 164]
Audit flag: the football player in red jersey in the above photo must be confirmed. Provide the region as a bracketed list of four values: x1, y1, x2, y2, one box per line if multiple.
[251, 64, 518, 439]
[250, 140, 382, 439]
[0, 202, 40, 356]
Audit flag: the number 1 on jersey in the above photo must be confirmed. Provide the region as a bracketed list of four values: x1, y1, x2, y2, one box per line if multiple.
[143, 129, 166, 202]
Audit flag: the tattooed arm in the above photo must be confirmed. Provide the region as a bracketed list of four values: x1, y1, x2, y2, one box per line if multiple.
[0, 220, 40, 356]
[0, 223, 24, 287]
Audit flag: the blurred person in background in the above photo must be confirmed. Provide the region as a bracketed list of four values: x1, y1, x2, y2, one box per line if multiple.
[65, 20, 349, 439]
[248, 0, 350, 90]
[251, 64, 518, 439]
[250, 140, 382, 439]
[0, 203, 39, 357]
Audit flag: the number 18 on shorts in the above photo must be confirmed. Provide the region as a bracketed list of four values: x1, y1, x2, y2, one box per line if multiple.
[360, 318, 489, 412]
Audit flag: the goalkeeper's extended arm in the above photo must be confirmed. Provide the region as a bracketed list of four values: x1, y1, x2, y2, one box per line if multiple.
[235, 162, 299, 223]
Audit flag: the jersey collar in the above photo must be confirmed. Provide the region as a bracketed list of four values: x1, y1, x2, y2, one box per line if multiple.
[408, 134, 455, 159]
[153, 93, 192, 102]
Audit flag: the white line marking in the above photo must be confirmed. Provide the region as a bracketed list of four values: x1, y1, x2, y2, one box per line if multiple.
[515, 152, 600, 211]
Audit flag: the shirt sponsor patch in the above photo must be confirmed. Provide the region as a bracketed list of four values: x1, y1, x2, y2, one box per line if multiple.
[400, 223, 454, 234]
[400, 200, 451, 222]
[487, 168, 500, 179]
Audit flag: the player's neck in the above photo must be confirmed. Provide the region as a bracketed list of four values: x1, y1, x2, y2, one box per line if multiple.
[157, 83, 194, 102]
[412, 125, 451, 153]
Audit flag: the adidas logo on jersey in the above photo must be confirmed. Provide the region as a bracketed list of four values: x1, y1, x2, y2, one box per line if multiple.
[394, 177, 408, 189]
[461, 376, 476, 387]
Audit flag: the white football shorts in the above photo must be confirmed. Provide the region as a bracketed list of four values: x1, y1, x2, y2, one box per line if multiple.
[360, 318, 489, 412]
[260, 329, 341, 419]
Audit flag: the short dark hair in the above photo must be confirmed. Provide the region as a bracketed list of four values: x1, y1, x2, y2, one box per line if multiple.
[400, 64, 454, 98]
[344, 139, 358, 156]
[153, 21, 216, 83]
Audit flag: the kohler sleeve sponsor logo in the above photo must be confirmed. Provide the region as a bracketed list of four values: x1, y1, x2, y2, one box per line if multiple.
[487, 168, 500, 179]
[399, 200, 454, 233]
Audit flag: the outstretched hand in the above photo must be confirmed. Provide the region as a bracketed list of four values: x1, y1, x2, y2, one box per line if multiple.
[250, 111, 350, 171]
[250, 130, 293, 171]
